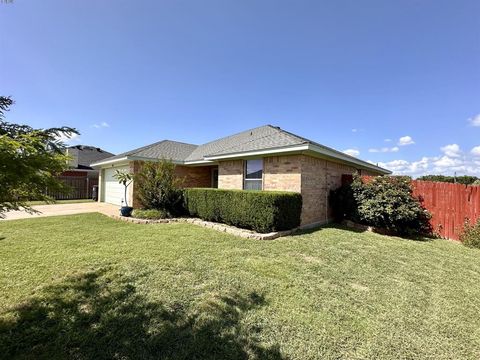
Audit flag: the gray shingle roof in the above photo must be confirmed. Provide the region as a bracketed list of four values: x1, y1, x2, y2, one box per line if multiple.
[91, 125, 390, 174]
[67, 145, 114, 169]
[185, 125, 307, 161]
[97, 140, 198, 163]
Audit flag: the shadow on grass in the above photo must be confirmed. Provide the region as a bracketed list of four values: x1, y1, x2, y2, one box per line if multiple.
[290, 223, 366, 237]
[0, 268, 283, 360]
[291, 223, 433, 242]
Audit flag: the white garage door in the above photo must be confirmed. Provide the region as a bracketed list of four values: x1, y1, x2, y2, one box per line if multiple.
[103, 165, 130, 206]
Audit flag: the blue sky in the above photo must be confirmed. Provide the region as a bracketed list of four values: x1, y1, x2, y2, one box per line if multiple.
[1, 0, 479, 176]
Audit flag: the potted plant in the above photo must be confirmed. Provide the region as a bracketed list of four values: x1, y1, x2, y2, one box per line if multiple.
[114, 169, 134, 217]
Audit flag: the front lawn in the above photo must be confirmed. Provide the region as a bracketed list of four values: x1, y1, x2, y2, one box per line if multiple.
[0, 214, 479, 359]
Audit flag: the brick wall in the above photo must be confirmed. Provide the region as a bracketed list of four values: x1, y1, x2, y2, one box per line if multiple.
[263, 155, 302, 192]
[300, 157, 357, 225]
[175, 165, 212, 188]
[218, 160, 244, 189]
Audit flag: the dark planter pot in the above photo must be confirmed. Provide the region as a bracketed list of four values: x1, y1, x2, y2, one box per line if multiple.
[120, 206, 134, 217]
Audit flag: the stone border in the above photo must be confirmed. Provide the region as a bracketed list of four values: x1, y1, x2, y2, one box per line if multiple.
[110, 215, 298, 240]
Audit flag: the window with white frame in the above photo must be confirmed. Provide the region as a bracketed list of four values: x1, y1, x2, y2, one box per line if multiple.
[244, 159, 263, 190]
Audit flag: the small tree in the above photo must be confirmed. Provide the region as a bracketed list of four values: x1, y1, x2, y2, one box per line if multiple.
[134, 159, 184, 216]
[113, 170, 133, 208]
[0, 96, 79, 217]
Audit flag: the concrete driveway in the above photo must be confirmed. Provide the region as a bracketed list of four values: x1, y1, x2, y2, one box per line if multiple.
[1, 202, 119, 220]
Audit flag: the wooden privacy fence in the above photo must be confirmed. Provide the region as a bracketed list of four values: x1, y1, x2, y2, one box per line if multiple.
[412, 180, 480, 240]
[46, 176, 98, 200]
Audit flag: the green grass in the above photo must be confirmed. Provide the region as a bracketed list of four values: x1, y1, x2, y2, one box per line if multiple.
[0, 214, 479, 360]
[25, 199, 95, 206]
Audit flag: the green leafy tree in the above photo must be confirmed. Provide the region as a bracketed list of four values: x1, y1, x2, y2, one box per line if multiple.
[134, 159, 184, 216]
[0, 96, 79, 217]
[418, 175, 479, 185]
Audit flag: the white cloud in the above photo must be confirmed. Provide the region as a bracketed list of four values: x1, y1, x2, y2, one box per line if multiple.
[384, 138, 392, 142]
[409, 157, 430, 173]
[369, 146, 399, 153]
[57, 132, 81, 144]
[93, 122, 110, 129]
[440, 144, 461, 158]
[398, 136, 415, 146]
[379, 159, 410, 172]
[434, 156, 462, 168]
[351, 128, 358, 133]
[468, 114, 480, 127]
[471, 146, 480, 157]
[378, 152, 480, 177]
[343, 149, 360, 157]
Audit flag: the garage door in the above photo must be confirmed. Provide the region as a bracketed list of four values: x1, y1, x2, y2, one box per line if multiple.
[103, 165, 130, 206]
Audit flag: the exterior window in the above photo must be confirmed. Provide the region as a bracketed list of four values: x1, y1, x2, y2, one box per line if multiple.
[244, 159, 263, 190]
[212, 168, 218, 188]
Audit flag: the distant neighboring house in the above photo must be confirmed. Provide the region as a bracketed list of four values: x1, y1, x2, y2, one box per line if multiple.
[91, 125, 390, 227]
[64, 145, 114, 178]
[49, 145, 114, 200]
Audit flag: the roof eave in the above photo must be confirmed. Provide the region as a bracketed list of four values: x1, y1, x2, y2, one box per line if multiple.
[127, 156, 184, 165]
[202, 144, 390, 174]
[183, 159, 216, 165]
[90, 156, 130, 168]
[202, 144, 310, 160]
[307, 144, 392, 174]
[91, 155, 186, 168]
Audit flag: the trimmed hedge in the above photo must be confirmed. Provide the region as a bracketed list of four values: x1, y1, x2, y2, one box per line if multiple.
[183, 188, 302, 233]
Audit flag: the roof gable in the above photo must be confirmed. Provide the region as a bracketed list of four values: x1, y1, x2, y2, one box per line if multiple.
[98, 140, 198, 164]
[185, 125, 307, 161]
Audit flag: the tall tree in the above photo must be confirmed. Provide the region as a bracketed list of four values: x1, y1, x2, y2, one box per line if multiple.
[0, 96, 79, 217]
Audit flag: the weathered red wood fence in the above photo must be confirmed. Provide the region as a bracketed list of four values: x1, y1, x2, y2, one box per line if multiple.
[412, 180, 480, 240]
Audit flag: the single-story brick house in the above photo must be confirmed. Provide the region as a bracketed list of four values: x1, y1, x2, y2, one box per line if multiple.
[91, 125, 390, 227]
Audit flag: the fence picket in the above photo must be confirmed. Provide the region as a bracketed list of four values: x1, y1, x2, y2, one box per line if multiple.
[411, 180, 480, 241]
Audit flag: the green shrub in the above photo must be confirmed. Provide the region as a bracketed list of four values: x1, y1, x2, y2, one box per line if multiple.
[183, 188, 302, 233]
[132, 208, 169, 220]
[134, 160, 184, 216]
[460, 219, 480, 249]
[330, 175, 432, 236]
